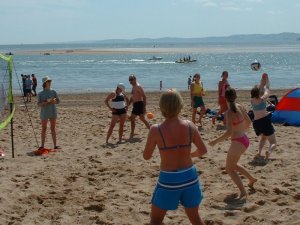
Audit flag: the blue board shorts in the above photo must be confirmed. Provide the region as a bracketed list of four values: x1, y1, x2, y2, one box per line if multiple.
[151, 166, 203, 210]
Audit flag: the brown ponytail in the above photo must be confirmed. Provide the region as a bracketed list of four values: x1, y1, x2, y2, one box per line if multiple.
[225, 87, 237, 113]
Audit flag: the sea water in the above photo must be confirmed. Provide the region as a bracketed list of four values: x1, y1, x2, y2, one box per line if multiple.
[2, 43, 300, 94]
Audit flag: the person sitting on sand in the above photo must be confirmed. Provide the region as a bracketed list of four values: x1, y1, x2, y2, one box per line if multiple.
[128, 74, 150, 138]
[212, 71, 230, 125]
[104, 83, 129, 143]
[38, 76, 60, 150]
[209, 88, 257, 199]
[251, 85, 276, 160]
[190, 73, 206, 125]
[143, 89, 207, 225]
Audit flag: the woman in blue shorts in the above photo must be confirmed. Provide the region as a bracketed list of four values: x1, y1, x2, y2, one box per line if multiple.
[104, 83, 129, 143]
[143, 89, 207, 225]
[251, 85, 276, 160]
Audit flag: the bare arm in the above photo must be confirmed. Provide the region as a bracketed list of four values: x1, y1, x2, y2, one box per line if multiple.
[239, 104, 251, 129]
[104, 92, 115, 111]
[209, 112, 232, 146]
[218, 81, 222, 96]
[143, 125, 157, 160]
[190, 123, 207, 158]
[124, 94, 130, 109]
[140, 86, 147, 106]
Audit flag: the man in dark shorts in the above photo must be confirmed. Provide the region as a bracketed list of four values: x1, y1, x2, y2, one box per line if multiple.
[128, 74, 150, 138]
[31, 74, 37, 96]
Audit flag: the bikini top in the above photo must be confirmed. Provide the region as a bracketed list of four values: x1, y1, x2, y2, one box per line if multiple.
[232, 111, 244, 126]
[232, 115, 244, 126]
[157, 122, 192, 151]
[251, 100, 266, 111]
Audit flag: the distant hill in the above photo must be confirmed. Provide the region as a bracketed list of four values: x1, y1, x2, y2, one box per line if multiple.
[83, 32, 300, 44]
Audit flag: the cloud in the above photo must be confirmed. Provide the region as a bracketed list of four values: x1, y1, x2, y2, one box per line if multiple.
[267, 10, 284, 14]
[222, 6, 241, 11]
[190, 0, 218, 7]
[246, 0, 264, 2]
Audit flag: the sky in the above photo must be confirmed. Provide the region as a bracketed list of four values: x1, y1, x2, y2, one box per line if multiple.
[0, 0, 300, 44]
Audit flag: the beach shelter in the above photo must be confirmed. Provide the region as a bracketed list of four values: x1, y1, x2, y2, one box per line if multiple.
[272, 88, 300, 126]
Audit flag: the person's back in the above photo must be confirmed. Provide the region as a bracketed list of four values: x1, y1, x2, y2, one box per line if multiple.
[155, 119, 193, 171]
[143, 89, 207, 225]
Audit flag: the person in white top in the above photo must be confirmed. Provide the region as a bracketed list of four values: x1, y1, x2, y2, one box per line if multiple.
[104, 83, 129, 143]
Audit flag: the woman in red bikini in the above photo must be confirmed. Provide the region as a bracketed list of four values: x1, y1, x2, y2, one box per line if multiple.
[212, 71, 230, 125]
[209, 87, 257, 199]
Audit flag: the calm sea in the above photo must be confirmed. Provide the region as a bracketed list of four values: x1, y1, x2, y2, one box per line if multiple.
[1, 42, 300, 94]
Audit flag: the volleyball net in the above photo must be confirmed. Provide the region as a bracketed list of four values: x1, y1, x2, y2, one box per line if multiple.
[0, 53, 15, 130]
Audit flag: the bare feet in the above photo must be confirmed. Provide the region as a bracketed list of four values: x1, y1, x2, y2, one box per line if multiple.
[239, 191, 248, 200]
[265, 151, 270, 160]
[212, 117, 216, 125]
[197, 120, 203, 126]
[248, 178, 257, 188]
[254, 150, 261, 158]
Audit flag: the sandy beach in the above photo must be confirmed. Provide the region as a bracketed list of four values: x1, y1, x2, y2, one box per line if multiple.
[14, 44, 300, 56]
[0, 89, 299, 225]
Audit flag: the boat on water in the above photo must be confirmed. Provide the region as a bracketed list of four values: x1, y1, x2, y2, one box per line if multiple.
[148, 56, 163, 61]
[5, 52, 14, 56]
[175, 59, 197, 63]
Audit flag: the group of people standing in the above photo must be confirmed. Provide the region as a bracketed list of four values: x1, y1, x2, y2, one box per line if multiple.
[104, 74, 150, 143]
[21, 74, 37, 102]
[142, 72, 276, 224]
[36, 71, 277, 225]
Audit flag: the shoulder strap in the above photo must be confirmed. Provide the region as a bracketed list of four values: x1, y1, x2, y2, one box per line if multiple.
[187, 121, 192, 145]
[157, 125, 166, 148]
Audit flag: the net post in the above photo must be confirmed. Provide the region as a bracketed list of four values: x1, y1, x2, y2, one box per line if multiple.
[10, 103, 14, 158]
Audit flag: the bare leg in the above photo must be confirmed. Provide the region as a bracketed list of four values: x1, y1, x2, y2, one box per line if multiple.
[41, 120, 48, 148]
[266, 134, 276, 159]
[198, 106, 206, 125]
[139, 114, 150, 129]
[185, 207, 205, 225]
[106, 115, 118, 143]
[192, 108, 197, 124]
[226, 142, 248, 198]
[50, 119, 57, 148]
[130, 114, 136, 138]
[256, 135, 267, 157]
[236, 164, 257, 188]
[150, 204, 167, 225]
[118, 114, 126, 142]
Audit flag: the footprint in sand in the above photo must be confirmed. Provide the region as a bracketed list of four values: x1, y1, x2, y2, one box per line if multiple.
[84, 204, 105, 212]
[273, 187, 289, 195]
[243, 204, 259, 213]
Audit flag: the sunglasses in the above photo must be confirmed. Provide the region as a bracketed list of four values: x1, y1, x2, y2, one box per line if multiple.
[129, 79, 134, 81]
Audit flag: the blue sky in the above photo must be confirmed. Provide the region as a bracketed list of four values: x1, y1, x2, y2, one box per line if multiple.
[1, 0, 300, 44]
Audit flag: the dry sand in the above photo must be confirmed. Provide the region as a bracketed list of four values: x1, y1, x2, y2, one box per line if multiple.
[14, 44, 300, 56]
[0, 90, 299, 225]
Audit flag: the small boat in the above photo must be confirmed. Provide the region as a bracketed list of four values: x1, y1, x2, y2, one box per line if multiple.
[148, 56, 163, 61]
[175, 59, 197, 63]
[44, 52, 51, 55]
[5, 52, 14, 55]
